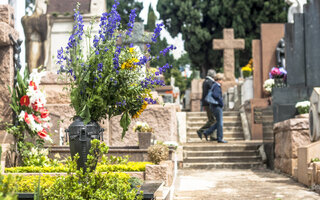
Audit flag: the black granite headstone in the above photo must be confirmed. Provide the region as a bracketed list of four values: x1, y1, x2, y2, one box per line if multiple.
[273, 0, 320, 123]
[285, 13, 306, 87]
[304, 0, 320, 87]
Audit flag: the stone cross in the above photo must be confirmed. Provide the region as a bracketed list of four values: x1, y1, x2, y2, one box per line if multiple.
[213, 28, 245, 82]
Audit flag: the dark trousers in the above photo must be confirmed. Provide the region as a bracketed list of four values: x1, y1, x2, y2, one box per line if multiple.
[204, 105, 223, 141]
[198, 106, 216, 138]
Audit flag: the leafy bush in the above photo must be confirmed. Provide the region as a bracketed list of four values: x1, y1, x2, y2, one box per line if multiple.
[5, 162, 151, 173]
[147, 144, 169, 164]
[295, 101, 310, 115]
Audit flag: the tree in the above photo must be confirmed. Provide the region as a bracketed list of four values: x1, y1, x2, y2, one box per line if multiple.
[106, 0, 143, 25]
[145, 4, 157, 32]
[157, 0, 288, 77]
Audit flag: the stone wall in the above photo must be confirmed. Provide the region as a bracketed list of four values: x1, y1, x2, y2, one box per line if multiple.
[274, 117, 311, 176]
[190, 79, 203, 112]
[0, 5, 19, 145]
[109, 104, 178, 146]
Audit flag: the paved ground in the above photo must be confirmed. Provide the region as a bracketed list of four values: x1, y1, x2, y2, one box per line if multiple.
[173, 168, 320, 200]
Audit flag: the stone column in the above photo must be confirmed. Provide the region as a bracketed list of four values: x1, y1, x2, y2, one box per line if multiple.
[0, 5, 19, 144]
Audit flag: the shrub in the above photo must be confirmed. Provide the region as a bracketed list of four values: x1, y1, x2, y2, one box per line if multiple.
[295, 101, 310, 114]
[147, 144, 169, 164]
[5, 162, 151, 173]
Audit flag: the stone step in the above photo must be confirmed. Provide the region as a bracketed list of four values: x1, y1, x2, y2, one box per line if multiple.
[187, 132, 244, 139]
[261, 115, 273, 121]
[187, 115, 240, 122]
[187, 138, 244, 143]
[183, 144, 260, 151]
[183, 162, 264, 169]
[184, 150, 259, 157]
[187, 121, 242, 128]
[187, 111, 240, 117]
[184, 155, 261, 163]
[187, 126, 243, 132]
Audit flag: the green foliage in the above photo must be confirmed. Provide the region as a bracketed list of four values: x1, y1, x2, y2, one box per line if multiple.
[145, 4, 157, 32]
[311, 157, 320, 163]
[106, 0, 143, 25]
[21, 147, 59, 167]
[42, 140, 143, 200]
[147, 144, 169, 164]
[157, 0, 288, 77]
[5, 162, 151, 173]
[128, 177, 143, 190]
[0, 174, 17, 199]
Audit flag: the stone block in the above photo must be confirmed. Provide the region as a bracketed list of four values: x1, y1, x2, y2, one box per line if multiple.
[291, 130, 311, 158]
[0, 5, 14, 27]
[39, 84, 71, 104]
[0, 22, 19, 47]
[110, 104, 177, 146]
[274, 118, 309, 132]
[191, 99, 201, 112]
[145, 164, 167, 185]
[0, 46, 14, 126]
[274, 158, 297, 175]
[145, 161, 173, 186]
[252, 40, 262, 98]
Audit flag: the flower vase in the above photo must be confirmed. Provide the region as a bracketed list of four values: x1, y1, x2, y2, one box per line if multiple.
[66, 117, 103, 171]
[274, 78, 286, 88]
[138, 132, 152, 149]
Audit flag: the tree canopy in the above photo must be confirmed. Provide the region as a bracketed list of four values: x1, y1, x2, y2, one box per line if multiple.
[157, 0, 288, 77]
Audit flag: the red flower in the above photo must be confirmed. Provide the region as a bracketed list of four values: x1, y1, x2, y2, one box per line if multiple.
[40, 108, 49, 119]
[32, 102, 39, 111]
[24, 112, 30, 124]
[20, 95, 30, 106]
[37, 129, 47, 139]
[29, 81, 37, 90]
[32, 114, 42, 124]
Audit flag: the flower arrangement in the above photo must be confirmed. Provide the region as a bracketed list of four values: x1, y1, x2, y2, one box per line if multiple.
[9, 69, 52, 142]
[56, 1, 173, 137]
[263, 78, 275, 93]
[241, 58, 253, 78]
[295, 100, 310, 114]
[269, 67, 287, 79]
[133, 121, 153, 133]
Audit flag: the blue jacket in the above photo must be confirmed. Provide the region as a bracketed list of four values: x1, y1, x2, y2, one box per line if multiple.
[211, 83, 223, 107]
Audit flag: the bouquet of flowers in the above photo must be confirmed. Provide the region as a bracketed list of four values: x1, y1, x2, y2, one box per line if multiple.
[295, 100, 310, 114]
[133, 121, 153, 133]
[263, 78, 275, 93]
[269, 67, 287, 79]
[9, 69, 52, 142]
[241, 58, 253, 78]
[56, 1, 174, 137]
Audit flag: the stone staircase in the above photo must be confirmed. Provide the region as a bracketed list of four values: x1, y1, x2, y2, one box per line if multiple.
[187, 111, 244, 142]
[183, 111, 264, 169]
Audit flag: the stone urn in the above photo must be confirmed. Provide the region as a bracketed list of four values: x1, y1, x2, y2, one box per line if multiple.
[138, 132, 152, 149]
[65, 117, 103, 171]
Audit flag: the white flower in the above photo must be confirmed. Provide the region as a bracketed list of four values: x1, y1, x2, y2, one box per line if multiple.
[18, 111, 25, 121]
[263, 79, 275, 93]
[295, 101, 310, 108]
[28, 69, 46, 86]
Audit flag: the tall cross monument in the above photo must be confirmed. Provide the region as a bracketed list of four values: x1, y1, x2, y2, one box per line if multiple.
[213, 28, 245, 91]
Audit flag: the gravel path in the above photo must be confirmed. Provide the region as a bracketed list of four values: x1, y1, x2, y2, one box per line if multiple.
[173, 168, 320, 200]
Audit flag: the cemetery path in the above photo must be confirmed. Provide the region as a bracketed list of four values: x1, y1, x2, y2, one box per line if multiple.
[173, 168, 320, 200]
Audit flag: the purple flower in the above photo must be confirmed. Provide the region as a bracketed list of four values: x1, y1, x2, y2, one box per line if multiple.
[126, 9, 136, 36]
[151, 23, 164, 42]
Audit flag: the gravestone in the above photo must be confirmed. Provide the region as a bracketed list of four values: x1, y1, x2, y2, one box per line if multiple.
[0, 4, 19, 144]
[273, 0, 320, 123]
[213, 28, 245, 92]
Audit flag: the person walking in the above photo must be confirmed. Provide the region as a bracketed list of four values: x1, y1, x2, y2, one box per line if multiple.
[203, 73, 227, 143]
[197, 69, 217, 140]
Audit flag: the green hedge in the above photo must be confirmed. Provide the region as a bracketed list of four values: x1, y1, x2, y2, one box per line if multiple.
[5, 162, 152, 173]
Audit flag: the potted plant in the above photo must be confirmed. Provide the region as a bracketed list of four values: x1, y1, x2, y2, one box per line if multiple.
[241, 58, 253, 78]
[263, 78, 275, 96]
[269, 67, 287, 88]
[133, 122, 154, 149]
[56, 1, 173, 170]
[295, 100, 310, 117]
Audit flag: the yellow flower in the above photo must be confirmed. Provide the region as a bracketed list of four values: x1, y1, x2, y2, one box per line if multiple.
[241, 66, 252, 72]
[129, 47, 135, 53]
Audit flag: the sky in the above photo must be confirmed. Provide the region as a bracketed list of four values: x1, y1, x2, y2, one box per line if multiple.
[137, 0, 185, 59]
